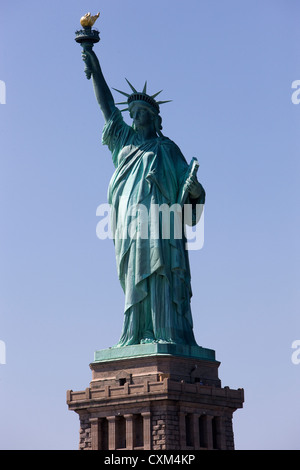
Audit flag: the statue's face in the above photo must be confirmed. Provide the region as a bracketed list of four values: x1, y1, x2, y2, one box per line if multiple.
[131, 105, 154, 130]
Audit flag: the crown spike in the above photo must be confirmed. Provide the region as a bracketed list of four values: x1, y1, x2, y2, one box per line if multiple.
[142, 81, 147, 93]
[112, 88, 131, 98]
[156, 100, 172, 105]
[151, 90, 163, 99]
[125, 78, 138, 93]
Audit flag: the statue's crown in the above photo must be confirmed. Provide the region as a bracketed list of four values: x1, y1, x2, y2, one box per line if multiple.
[113, 79, 171, 114]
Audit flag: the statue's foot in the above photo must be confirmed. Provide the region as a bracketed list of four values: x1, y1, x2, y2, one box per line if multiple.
[156, 339, 176, 344]
[140, 338, 155, 344]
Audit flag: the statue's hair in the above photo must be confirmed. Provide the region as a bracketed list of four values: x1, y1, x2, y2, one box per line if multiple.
[154, 114, 163, 137]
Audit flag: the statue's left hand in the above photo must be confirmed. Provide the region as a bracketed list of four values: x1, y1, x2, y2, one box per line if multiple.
[187, 176, 203, 199]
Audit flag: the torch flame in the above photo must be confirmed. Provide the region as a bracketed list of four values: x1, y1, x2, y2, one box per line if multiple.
[80, 12, 100, 27]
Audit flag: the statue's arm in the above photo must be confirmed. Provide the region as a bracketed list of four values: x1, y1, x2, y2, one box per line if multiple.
[81, 48, 116, 122]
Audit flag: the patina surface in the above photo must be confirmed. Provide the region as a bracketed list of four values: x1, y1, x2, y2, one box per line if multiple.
[77, 13, 205, 348]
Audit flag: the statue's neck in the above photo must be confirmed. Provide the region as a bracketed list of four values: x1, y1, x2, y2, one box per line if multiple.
[136, 127, 157, 143]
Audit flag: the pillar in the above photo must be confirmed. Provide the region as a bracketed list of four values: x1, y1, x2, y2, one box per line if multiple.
[214, 416, 226, 450]
[179, 412, 186, 448]
[141, 412, 151, 450]
[90, 417, 99, 450]
[192, 414, 200, 450]
[124, 414, 133, 450]
[205, 415, 213, 450]
[107, 416, 116, 450]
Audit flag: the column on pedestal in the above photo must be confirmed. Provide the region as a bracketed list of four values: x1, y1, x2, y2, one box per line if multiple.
[141, 412, 151, 450]
[202, 415, 213, 450]
[124, 414, 133, 450]
[212, 416, 226, 450]
[192, 414, 200, 450]
[107, 416, 116, 450]
[179, 412, 186, 448]
[90, 417, 99, 450]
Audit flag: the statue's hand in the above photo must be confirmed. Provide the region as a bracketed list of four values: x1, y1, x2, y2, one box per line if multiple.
[187, 176, 203, 199]
[81, 48, 100, 79]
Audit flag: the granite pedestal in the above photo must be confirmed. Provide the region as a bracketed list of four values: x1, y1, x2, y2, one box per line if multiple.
[67, 344, 244, 450]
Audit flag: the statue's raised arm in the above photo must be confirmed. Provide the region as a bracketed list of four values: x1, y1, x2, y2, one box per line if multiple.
[81, 48, 116, 122]
[75, 12, 116, 122]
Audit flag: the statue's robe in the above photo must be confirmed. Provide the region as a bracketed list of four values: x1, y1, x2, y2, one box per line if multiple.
[102, 109, 205, 346]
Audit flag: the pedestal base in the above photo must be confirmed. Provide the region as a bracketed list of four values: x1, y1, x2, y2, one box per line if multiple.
[67, 346, 244, 450]
[93, 343, 216, 362]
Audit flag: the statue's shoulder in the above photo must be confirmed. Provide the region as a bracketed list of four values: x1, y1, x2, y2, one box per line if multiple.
[159, 136, 178, 149]
[159, 136, 185, 156]
[158, 137, 189, 172]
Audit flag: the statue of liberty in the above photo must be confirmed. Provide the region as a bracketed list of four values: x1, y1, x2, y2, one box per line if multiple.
[80, 27, 205, 348]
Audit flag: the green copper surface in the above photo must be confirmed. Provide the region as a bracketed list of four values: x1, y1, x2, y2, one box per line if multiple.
[93, 343, 216, 363]
[79, 36, 206, 349]
[102, 109, 205, 348]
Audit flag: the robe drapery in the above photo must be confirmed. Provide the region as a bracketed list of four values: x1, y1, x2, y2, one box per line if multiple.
[102, 108, 205, 346]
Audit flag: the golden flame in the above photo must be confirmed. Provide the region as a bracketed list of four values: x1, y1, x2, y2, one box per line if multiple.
[80, 12, 100, 27]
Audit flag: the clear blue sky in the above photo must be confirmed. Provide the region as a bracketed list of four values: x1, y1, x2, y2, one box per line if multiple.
[1, 0, 299, 450]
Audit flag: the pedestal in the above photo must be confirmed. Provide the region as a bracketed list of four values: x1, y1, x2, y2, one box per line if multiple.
[67, 344, 244, 450]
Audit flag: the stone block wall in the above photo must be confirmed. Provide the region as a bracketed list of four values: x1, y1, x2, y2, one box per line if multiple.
[67, 354, 244, 450]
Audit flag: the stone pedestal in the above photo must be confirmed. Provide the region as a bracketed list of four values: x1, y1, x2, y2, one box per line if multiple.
[67, 344, 244, 450]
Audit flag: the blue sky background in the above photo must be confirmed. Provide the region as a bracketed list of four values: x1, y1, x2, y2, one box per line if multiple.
[0, 0, 299, 450]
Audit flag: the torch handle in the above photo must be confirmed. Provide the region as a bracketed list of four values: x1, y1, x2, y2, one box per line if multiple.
[84, 64, 92, 80]
[81, 42, 95, 80]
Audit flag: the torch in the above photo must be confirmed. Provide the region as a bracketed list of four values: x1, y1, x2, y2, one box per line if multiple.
[75, 12, 100, 79]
